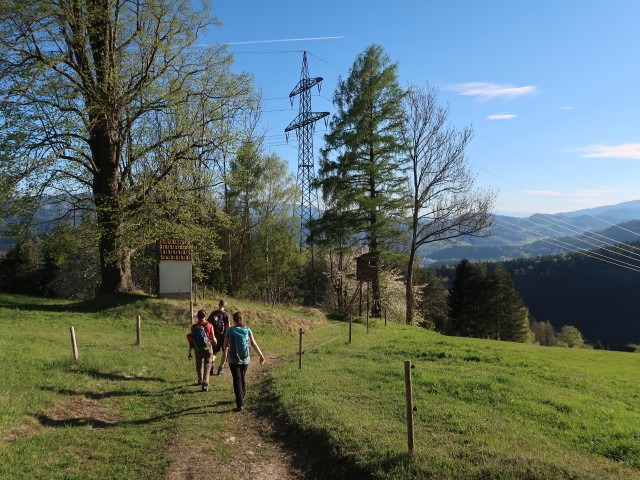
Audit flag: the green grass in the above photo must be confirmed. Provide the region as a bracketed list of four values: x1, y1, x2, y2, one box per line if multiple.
[261, 319, 640, 479]
[0, 293, 324, 479]
[2, 294, 639, 479]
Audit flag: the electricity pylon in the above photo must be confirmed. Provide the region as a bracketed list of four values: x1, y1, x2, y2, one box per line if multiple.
[285, 51, 329, 250]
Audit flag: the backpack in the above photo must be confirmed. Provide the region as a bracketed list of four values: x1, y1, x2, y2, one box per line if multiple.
[231, 327, 250, 362]
[211, 312, 226, 335]
[191, 323, 212, 351]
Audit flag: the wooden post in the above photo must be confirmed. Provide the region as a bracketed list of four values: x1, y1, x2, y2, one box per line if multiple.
[366, 286, 369, 334]
[404, 360, 415, 454]
[349, 316, 352, 344]
[366, 281, 369, 319]
[136, 315, 141, 345]
[298, 328, 304, 369]
[384, 309, 387, 326]
[189, 299, 194, 323]
[70, 326, 78, 361]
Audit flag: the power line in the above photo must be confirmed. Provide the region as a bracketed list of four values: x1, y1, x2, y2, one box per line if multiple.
[495, 217, 640, 272]
[521, 216, 640, 264]
[533, 213, 640, 255]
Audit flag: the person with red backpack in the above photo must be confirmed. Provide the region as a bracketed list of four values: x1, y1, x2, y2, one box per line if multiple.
[207, 299, 231, 376]
[220, 311, 265, 411]
[187, 309, 217, 391]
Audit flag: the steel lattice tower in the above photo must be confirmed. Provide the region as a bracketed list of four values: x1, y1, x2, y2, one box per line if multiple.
[285, 51, 329, 249]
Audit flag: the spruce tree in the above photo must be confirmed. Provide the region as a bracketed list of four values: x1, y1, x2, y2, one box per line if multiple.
[448, 259, 487, 337]
[418, 267, 449, 332]
[486, 265, 529, 342]
[312, 44, 407, 316]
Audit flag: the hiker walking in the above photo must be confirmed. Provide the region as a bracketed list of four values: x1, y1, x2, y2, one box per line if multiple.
[207, 299, 231, 375]
[220, 311, 265, 411]
[187, 309, 217, 391]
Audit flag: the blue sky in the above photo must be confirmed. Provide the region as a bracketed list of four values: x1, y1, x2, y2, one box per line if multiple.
[206, 1, 640, 215]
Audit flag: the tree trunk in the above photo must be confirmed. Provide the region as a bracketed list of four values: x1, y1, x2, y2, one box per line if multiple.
[91, 120, 134, 295]
[405, 247, 416, 325]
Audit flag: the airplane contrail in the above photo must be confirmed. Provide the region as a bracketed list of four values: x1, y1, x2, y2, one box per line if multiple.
[198, 36, 345, 47]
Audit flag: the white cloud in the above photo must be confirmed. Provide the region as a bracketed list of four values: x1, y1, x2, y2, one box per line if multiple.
[523, 190, 561, 196]
[447, 82, 537, 101]
[581, 143, 640, 160]
[487, 114, 517, 120]
[559, 106, 574, 110]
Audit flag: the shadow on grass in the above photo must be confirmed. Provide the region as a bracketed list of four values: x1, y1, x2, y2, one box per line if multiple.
[0, 293, 149, 314]
[40, 385, 188, 399]
[71, 366, 167, 383]
[251, 376, 420, 480]
[33, 400, 235, 429]
[33, 413, 118, 429]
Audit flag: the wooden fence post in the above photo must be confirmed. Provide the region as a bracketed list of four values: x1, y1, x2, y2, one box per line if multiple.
[404, 360, 415, 454]
[366, 309, 369, 334]
[70, 326, 78, 361]
[136, 315, 141, 345]
[385, 309, 387, 326]
[298, 328, 304, 369]
[349, 316, 352, 344]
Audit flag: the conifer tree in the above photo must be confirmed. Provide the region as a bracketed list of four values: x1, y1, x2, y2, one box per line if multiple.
[312, 44, 407, 316]
[418, 267, 449, 331]
[448, 259, 487, 337]
[485, 264, 529, 342]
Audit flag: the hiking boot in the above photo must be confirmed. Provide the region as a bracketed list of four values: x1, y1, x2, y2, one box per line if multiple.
[201, 384, 208, 391]
[217, 366, 225, 375]
[234, 406, 244, 412]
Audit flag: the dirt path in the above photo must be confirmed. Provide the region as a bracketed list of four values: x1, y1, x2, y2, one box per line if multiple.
[166, 358, 304, 480]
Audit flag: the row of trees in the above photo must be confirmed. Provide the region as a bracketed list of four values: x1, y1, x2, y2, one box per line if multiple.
[310, 45, 494, 323]
[0, 2, 494, 324]
[418, 259, 586, 347]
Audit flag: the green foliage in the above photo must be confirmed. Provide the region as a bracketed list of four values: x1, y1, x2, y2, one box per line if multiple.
[558, 325, 585, 348]
[0, 238, 42, 294]
[312, 44, 407, 253]
[485, 264, 530, 342]
[447, 260, 532, 343]
[447, 259, 487, 336]
[417, 267, 449, 331]
[0, 0, 256, 293]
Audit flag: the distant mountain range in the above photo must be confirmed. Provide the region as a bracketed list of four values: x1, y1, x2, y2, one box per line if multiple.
[419, 199, 640, 265]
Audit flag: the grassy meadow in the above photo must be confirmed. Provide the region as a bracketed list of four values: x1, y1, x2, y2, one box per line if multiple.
[1, 294, 639, 479]
[0, 293, 323, 479]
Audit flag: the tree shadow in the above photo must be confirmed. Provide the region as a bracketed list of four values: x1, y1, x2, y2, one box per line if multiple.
[40, 385, 188, 399]
[33, 400, 235, 429]
[73, 366, 166, 383]
[251, 376, 420, 480]
[0, 293, 150, 314]
[33, 413, 118, 429]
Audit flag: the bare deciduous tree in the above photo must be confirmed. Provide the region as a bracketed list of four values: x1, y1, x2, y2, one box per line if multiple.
[403, 84, 495, 324]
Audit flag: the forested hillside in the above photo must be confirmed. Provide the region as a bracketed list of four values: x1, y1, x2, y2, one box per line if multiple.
[436, 241, 640, 346]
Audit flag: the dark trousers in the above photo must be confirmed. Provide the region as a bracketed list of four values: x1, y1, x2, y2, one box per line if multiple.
[195, 348, 213, 386]
[229, 363, 248, 408]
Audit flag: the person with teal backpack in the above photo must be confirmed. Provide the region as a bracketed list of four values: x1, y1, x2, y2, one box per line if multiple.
[220, 311, 265, 411]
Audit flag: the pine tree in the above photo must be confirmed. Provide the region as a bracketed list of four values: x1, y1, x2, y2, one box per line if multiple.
[312, 44, 407, 316]
[448, 259, 487, 337]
